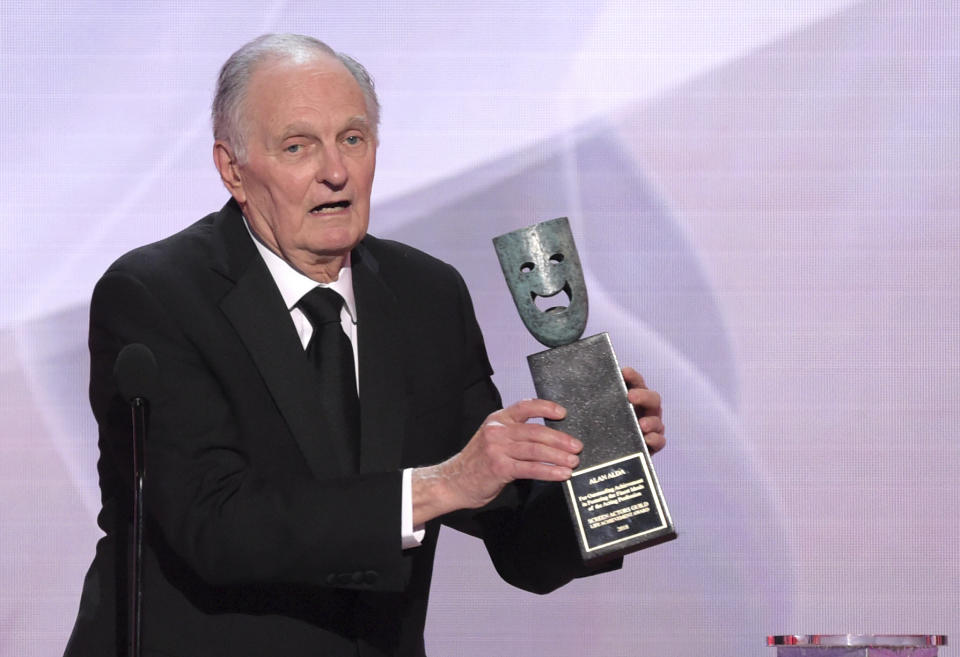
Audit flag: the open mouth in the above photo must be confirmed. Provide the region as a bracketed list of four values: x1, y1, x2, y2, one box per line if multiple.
[531, 283, 572, 314]
[310, 200, 351, 214]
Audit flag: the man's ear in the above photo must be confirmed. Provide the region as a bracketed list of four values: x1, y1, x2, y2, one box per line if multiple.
[213, 141, 246, 204]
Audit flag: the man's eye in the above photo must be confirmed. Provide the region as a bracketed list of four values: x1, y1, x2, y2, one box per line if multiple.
[285, 144, 302, 153]
[344, 135, 362, 146]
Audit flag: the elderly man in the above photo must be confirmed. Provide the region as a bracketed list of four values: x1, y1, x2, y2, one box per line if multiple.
[65, 34, 665, 657]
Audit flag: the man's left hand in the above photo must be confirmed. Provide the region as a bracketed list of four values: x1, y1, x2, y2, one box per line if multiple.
[622, 367, 665, 454]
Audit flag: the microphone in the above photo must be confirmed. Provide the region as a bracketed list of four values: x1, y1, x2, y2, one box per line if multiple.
[114, 343, 159, 405]
[114, 343, 158, 657]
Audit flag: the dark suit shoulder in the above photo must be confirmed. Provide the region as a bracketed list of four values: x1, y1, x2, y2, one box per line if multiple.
[106, 211, 222, 282]
[358, 234, 457, 272]
[90, 202, 252, 351]
[357, 234, 466, 295]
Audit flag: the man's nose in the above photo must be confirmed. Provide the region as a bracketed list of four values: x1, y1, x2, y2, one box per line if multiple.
[315, 145, 348, 187]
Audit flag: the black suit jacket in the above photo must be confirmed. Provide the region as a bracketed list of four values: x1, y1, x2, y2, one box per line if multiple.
[65, 200, 612, 657]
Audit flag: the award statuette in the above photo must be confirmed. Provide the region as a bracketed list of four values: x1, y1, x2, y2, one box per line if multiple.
[493, 217, 676, 561]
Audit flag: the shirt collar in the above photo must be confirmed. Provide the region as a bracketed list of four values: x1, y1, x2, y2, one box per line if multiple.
[242, 216, 357, 324]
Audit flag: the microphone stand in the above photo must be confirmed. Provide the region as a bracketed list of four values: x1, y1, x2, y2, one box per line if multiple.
[129, 396, 146, 657]
[115, 342, 157, 657]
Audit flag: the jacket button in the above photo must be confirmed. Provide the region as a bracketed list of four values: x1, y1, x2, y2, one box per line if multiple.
[337, 573, 352, 585]
[364, 570, 378, 584]
[352, 571, 364, 584]
[325, 574, 337, 585]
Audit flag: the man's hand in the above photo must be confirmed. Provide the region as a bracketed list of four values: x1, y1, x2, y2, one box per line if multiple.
[411, 399, 582, 526]
[623, 366, 665, 454]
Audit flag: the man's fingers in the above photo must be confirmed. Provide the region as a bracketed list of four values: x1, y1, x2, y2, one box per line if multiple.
[638, 406, 666, 454]
[504, 436, 580, 468]
[498, 398, 567, 424]
[474, 416, 581, 486]
[510, 460, 574, 482]
[430, 404, 584, 513]
[621, 366, 646, 390]
[639, 415, 665, 437]
[627, 387, 662, 418]
[484, 418, 582, 456]
[644, 432, 666, 454]
[489, 446, 576, 482]
[622, 367, 666, 454]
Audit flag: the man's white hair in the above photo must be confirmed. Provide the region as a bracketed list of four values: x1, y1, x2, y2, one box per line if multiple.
[212, 33, 380, 162]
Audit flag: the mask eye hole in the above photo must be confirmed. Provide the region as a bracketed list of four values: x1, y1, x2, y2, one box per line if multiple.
[549, 253, 564, 264]
[520, 262, 535, 273]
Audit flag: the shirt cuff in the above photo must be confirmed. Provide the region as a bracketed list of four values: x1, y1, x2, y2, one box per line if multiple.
[401, 467, 426, 549]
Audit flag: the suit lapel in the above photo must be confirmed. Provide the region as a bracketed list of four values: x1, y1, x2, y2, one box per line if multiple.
[212, 201, 355, 476]
[352, 242, 409, 474]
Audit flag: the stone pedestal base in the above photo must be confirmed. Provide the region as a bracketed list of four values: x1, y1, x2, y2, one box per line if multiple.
[528, 333, 676, 561]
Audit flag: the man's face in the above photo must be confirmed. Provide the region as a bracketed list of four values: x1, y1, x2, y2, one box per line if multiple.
[218, 55, 376, 275]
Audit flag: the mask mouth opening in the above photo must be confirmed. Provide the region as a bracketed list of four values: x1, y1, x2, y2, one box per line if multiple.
[531, 282, 572, 314]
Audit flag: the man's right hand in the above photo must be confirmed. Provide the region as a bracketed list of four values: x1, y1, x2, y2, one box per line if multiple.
[410, 399, 582, 526]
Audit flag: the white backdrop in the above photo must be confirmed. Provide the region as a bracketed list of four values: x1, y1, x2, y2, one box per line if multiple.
[1, 1, 957, 655]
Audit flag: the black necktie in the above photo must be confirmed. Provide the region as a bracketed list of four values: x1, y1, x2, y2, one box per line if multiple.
[297, 287, 360, 449]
